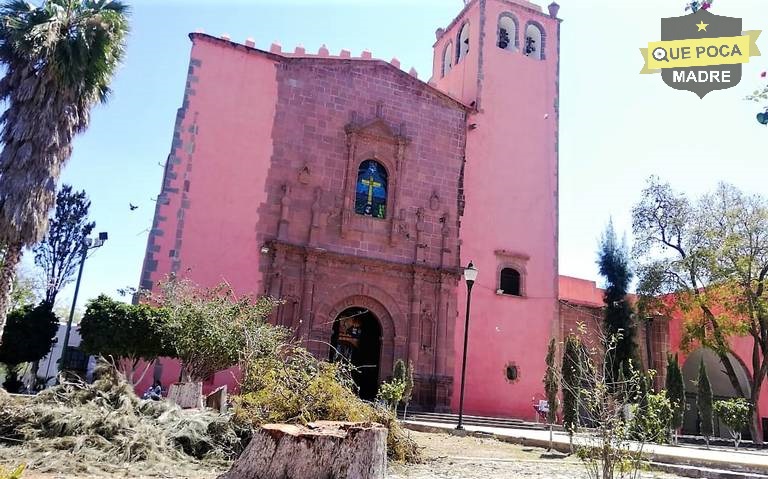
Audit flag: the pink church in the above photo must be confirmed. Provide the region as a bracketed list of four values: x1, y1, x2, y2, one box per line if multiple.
[139, 0, 561, 417]
[138, 0, 768, 440]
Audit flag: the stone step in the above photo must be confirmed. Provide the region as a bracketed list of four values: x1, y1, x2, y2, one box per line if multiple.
[404, 412, 553, 431]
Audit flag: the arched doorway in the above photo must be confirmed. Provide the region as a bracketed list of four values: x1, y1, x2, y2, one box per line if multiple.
[681, 348, 751, 439]
[329, 307, 382, 401]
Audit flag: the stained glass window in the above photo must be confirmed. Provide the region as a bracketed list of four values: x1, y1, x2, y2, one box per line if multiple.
[355, 160, 388, 219]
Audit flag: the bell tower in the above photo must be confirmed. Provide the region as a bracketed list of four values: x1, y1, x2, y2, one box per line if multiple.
[430, 0, 561, 418]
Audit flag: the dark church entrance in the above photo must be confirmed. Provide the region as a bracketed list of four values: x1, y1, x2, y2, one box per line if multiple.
[329, 307, 382, 400]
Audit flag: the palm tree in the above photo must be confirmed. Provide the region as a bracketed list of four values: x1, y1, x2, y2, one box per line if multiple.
[0, 0, 129, 341]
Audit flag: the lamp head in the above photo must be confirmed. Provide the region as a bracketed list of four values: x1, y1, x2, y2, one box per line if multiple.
[464, 261, 478, 286]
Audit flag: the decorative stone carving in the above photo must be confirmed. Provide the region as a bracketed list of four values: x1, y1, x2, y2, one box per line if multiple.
[298, 165, 311, 184]
[396, 208, 409, 238]
[430, 191, 440, 211]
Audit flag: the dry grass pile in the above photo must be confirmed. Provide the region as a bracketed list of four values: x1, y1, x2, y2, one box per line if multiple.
[0, 365, 245, 476]
[234, 346, 422, 463]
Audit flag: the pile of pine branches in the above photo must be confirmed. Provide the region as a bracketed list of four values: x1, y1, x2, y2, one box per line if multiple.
[0, 364, 246, 476]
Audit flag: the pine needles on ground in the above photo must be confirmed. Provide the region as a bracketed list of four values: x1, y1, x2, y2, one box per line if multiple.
[0, 364, 245, 476]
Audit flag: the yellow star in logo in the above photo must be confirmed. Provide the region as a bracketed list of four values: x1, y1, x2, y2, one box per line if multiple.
[696, 21, 709, 32]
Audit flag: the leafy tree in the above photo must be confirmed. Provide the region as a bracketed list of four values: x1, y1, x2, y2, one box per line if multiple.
[598, 221, 638, 383]
[154, 277, 279, 382]
[393, 358, 414, 419]
[562, 333, 582, 451]
[79, 295, 170, 385]
[714, 398, 751, 449]
[543, 337, 559, 451]
[665, 353, 686, 444]
[33, 185, 95, 306]
[697, 360, 714, 448]
[8, 265, 41, 312]
[632, 178, 768, 443]
[0, 0, 130, 342]
[0, 301, 57, 392]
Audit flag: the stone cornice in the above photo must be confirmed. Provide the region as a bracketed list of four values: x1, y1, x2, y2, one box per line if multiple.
[266, 239, 462, 280]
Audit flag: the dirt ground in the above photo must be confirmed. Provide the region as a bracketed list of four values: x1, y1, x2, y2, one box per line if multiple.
[1, 430, 686, 479]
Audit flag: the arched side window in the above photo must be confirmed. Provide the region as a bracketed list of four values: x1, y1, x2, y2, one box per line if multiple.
[499, 268, 521, 296]
[355, 160, 388, 219]
[442, 41, 453, 77]
[456, 23, 470, 63]
[498, 13, 519, 51]
[524, 22, 545, 60]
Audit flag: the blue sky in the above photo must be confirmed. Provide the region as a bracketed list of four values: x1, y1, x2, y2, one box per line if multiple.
[29, 0, 768, 312]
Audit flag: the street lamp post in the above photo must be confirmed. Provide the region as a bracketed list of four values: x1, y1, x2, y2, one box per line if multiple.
[456, 261, 478, 431]
[60, 232, 108, 368]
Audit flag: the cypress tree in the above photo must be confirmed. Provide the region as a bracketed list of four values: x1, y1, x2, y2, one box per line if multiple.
[698, 360, 714, 449]
[562, 334, 581, 451]
[666, 353, 685, 444]
[597, 221, 638, 383]
[544, 338, 559, 451]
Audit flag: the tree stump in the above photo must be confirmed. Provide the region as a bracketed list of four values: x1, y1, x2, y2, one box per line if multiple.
[205, 385, 228, 413]
[218, 421, 387, 479]
[167, 381, 203, 409]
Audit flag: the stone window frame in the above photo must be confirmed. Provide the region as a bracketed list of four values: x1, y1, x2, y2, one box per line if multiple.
[497, 12, 520, 52]
[342, 116, 409, 243]
[456, 21, 470, 64]
[523, 20, 546, 60]
[494, 249, 529, 298]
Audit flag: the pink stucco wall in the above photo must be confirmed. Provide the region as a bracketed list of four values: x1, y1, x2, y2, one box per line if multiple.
[432, 0, 560, 418]
[137, 37, 280, 396]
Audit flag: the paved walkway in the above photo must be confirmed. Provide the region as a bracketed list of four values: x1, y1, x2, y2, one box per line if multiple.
[404, 420, 768, 476]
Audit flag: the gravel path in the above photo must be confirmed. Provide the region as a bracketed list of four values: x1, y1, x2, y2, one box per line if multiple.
[389, 431, 684, 479]
[1, 430, 688, 478]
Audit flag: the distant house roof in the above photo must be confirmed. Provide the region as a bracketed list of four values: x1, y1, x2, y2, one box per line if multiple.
[559, 275, 604, 307]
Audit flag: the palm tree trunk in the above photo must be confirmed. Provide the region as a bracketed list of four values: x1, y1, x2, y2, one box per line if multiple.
[0, 241, 22, 345]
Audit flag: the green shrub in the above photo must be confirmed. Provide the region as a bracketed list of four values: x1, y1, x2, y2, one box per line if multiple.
[714, 398, 751, 449]
[376, 379, 406, 412]
[631, 390, 672, 444]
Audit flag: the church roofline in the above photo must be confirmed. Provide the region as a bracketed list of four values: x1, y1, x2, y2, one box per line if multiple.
[188, 32, 474, 112]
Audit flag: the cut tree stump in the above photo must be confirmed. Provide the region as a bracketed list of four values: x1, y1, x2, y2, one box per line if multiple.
[206, 385, 227, 413]
[167, 381, 203, 409]
[218, 421, 387, 479]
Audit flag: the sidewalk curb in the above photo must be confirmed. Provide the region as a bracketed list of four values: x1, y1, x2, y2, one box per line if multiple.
[403, 422, 768, 479]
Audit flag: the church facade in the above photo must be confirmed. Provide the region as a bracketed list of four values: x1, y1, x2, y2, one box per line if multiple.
[140, 0, 561, 417]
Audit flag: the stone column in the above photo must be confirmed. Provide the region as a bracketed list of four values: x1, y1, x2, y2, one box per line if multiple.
[278, 184, 291, 240]
[299, 255, 318, 344]
[435, 274, 449, 377]
[408, 271, 422, 367]
[340, 131, 357, 238]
